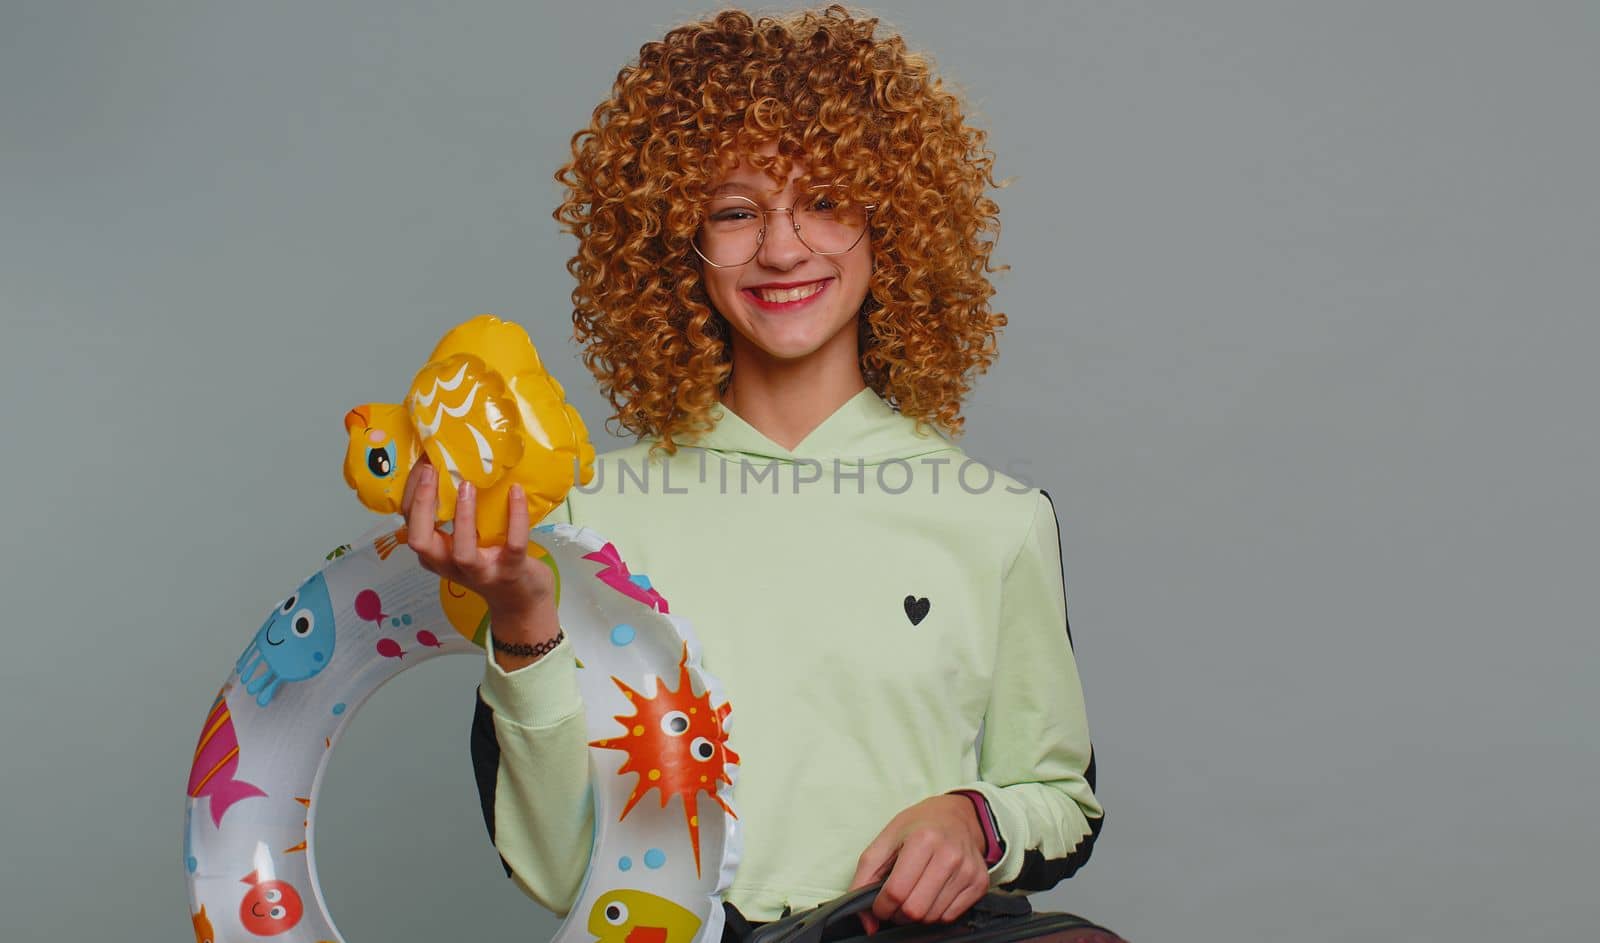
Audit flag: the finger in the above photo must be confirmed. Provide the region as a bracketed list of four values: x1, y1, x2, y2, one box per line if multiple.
[875, 838, 934, 922]
[850, 840, 895, 938]
[406, 463, 444, 560]
[937, 879, 988, 924]
[452, 480, 479, 567]
[849, 837, 896, 892]
[896, 847, 959, 923]
[506, 485, 529, 557]
[399, 454, 431, 516]
[923, 859, 970, 924]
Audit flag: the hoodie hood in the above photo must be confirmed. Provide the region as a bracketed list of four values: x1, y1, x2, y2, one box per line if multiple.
[689, 387, 960, 465]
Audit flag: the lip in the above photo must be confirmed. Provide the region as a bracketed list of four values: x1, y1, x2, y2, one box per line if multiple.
[742, 277, 832, 313]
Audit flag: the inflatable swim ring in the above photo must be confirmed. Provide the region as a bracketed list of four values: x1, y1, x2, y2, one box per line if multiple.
[183, 317, 740, 943]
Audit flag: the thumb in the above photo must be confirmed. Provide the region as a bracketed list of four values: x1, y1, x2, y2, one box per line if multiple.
[849, 836, 897, 936]
[849, 835, 896, 891]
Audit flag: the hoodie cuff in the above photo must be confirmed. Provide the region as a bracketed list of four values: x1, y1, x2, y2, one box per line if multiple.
[479, 633, 583, 728]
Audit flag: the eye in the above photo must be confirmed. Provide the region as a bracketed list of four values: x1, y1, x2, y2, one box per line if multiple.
[268, 906, 286, 920]
[691, 737, 716, 761]
[804, 187, 846, 215]
[263, 889, 282, 904]
[366, 443, 395, 478]
[661, 711, 690, 736]
[280, 594, 298, 613]
[604, 901, 629, 926]
[292, 611, 315, 637]
[706, 197, 761, 225]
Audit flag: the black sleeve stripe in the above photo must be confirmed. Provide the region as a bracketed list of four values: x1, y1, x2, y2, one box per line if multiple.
[471, 687, 514, 878]
[994, 489, 1102, 892]
[1038, 489, 1074, 651]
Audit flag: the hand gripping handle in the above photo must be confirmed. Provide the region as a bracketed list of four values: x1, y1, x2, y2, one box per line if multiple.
[745, 882, 1036, 943]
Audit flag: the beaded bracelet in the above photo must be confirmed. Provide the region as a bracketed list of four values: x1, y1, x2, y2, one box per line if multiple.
[490, 628, 566, 659]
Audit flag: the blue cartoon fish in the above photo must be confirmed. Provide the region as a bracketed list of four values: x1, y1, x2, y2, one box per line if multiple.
[235, 572, 337, 707]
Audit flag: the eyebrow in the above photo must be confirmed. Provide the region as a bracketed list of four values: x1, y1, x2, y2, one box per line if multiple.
[711, 181, 781, 197]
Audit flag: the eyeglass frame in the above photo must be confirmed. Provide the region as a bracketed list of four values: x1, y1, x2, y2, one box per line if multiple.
[690, 184, 879, 268]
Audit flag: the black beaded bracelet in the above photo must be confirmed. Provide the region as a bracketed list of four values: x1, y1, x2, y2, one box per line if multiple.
[490, 628, 565, 659]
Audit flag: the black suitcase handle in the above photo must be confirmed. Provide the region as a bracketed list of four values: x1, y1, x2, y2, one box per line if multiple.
[745, 881, 1057, 943]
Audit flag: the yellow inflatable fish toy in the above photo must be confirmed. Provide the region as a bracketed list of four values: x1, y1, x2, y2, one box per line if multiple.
[344, 314, 595, 546]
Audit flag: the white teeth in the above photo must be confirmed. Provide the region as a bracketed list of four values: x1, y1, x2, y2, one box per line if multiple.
[754, 282, 825, 303]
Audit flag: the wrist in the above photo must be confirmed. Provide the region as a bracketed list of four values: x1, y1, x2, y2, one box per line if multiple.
[491, 627, 565, 659]
[486, 594, 561, 671]
[489, 625, 565, 672]
[949, 789, 1004, 868]
[486, 593, 559, 644]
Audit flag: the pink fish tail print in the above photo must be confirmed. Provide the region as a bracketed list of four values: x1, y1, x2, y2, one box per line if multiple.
[582, 542, 670, 613]
[204, 778, 270, 829]
[188, 692, 267, 828]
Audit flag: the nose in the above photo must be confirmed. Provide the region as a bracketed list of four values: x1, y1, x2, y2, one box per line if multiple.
[754, 209, 809, 270]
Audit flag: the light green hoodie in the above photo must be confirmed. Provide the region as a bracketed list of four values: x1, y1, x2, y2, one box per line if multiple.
[472, 387, 1102, 921]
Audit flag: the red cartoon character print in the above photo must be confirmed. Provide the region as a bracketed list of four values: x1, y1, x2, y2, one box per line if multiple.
[238, 869, 303, 936]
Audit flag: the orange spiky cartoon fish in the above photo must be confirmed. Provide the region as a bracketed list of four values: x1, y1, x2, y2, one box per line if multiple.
[343, 314, 595, 545]
[590, 643, 739, 877]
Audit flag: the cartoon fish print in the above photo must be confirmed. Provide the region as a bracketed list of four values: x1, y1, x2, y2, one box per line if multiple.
[589, 643, 738, 876]
[588, 889, 703, 943]
[236, 572, 337, 707]
[188, 686, 268, 827]
[238, 869, 304, 936]
[191, 903, 214, 943]
[583, 542, 669, 613]
[374, 525, 406, 561]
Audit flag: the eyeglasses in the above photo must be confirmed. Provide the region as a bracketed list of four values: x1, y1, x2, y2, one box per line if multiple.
[692, 185, 877, 268]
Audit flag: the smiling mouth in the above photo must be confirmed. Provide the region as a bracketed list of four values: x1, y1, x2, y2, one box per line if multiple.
[743, 278, 831, 311]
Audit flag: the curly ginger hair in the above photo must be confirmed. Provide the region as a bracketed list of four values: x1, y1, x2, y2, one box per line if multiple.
[555, 4, 1009, 458]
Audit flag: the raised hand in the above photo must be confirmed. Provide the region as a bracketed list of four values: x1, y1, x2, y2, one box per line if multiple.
[400, 457, 561, 668]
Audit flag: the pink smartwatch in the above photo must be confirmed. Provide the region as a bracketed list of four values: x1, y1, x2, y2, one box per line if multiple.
[950, 789, 1004, 867]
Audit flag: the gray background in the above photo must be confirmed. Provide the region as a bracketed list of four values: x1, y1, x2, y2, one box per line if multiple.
[2, 1, 1595, 940]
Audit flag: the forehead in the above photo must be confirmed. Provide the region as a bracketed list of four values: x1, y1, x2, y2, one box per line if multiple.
[709, 159, 807, 197]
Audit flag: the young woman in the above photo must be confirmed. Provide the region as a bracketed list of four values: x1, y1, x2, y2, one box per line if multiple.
[401, 6, 1103, 939]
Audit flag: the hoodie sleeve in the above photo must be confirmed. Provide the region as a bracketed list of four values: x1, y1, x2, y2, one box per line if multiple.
[470, 495, 595, 915]
[950, 488, 1104, 891]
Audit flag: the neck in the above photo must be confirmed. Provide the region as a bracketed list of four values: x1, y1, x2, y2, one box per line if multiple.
[721, 337, 867, 453]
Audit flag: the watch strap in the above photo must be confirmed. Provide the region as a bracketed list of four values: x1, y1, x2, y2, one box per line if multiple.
[950, 788, 1005, 867]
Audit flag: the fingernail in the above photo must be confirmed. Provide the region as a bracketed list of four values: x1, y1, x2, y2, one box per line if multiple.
[421, 463, 435, 484]
[459, 481, 473, 500]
